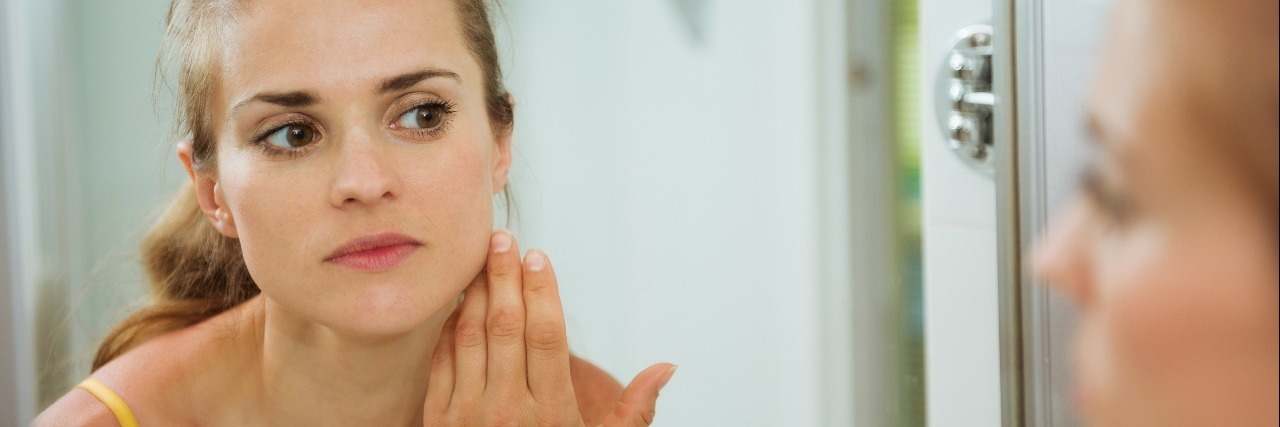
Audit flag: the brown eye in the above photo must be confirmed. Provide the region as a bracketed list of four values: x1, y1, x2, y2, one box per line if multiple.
[264, 124, 317, 148]
[396, 105, 445, 130]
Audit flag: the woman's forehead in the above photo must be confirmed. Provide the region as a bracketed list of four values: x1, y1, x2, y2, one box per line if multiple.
[1088, 0, 1277, 195]
[1088, 0, 1247, 152]
[219, 0, 477, 104]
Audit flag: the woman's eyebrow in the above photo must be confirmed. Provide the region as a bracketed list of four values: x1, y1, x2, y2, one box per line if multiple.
[1083, 110, 1138, 167]
[229, 91, 319, 118]
[226, 69, 461, 118]
[378, 68, 462, 94]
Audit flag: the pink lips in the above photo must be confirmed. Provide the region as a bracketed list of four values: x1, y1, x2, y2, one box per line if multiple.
[324, 232, 422, 272]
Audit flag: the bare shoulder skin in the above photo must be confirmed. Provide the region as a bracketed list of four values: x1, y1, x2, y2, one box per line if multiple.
[35, 301, 260, 426]
[32, 390, 119, 427]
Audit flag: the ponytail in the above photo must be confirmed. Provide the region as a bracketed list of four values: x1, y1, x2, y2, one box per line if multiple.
[92, 183, 257, 370]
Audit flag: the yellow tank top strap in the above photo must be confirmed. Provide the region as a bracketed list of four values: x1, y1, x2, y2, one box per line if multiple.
[76, 378, 140, 427]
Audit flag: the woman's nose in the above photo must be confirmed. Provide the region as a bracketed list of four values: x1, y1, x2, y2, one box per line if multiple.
[329, 127, 400, 207]
[1032, 199, 1096, 307]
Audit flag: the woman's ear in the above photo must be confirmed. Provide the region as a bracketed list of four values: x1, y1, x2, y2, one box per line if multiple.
[177, 142, 239, 238]
[490, 94, 515, 193]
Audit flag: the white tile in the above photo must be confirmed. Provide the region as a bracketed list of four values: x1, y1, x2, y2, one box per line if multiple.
[923, 225, 1001, 426]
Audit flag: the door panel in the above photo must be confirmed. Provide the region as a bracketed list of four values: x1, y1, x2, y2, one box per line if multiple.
[919, 0, 1002, 424]
[1012, 0, 1113, 425]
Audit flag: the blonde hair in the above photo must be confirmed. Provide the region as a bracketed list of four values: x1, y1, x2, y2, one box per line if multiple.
[93, 0, 514, 370]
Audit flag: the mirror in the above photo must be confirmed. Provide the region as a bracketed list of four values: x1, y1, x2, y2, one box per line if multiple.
[3, 0, 928, 424]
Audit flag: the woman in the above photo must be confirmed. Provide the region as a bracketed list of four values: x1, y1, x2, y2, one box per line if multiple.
[36, 0, 674, 425]
[1034, 0, 1277, 425]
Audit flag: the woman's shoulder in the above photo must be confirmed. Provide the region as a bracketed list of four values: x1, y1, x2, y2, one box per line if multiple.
[35, 337, 201, 426]
[570, 354, 624, 425]
[37, 304, 257, 425]
[33, 388, 122, 427]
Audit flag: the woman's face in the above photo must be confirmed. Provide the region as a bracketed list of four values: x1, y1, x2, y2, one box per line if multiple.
[202, 0, 510, 335]
[1034, 0, 1278, 425]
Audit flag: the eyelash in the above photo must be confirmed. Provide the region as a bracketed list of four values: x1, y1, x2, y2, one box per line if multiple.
[248, 99, 458, 159]
[251, 118, 315, 160]
[394, 100, 457, 140]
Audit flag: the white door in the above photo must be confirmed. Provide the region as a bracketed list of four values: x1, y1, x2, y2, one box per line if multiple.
[919, 0, 1117, 425]
[1010, 0, 1114, 425]
[918, 0, 1003, 423]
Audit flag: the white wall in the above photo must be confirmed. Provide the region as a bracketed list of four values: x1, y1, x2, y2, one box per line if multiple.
[50, 0, 181, 409]
[63, 0, 184, 357]
[500, 2, 836, 425]
[1, 0, 183, 419]
[3, 0, 71, 422]
[2, 1, 38, 423]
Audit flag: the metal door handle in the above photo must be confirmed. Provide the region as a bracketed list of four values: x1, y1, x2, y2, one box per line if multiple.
[935, 24, 994, 172]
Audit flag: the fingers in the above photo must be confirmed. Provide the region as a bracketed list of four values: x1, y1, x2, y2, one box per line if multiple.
[522, 249, 575, 402]
[485, 230, 528, 393]
[425, 307, 461, 414]
[453, 272, 489, 398]
[607, 364, 677, 427]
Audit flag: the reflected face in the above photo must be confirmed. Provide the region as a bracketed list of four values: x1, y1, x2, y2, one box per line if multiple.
[207, 0, 510, 335]
[1034, 0, 1278, 425]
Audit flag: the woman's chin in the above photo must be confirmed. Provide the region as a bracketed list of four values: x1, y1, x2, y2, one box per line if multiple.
[1069, 334, 1108, 425]
[338, 292, 455, 336]
[267, 283, 459, 340]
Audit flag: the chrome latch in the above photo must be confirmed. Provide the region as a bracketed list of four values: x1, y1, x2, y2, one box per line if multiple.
[935, 24, 994, 173]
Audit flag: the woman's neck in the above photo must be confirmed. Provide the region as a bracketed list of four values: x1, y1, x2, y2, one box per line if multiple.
[237, 296, 456, 426]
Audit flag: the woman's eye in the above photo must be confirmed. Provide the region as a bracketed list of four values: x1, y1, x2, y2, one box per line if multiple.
[1080, 167, 1135, 227]
[264, 124, 317, 148]
[396, 105, 445, 130]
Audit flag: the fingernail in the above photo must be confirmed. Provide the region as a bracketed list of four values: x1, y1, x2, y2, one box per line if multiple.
[490, 230, 512, 252]
[525, 250, 547, 271]
[658, 364, 678, 390]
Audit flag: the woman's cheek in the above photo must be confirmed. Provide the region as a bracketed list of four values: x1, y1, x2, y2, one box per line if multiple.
[406, 143, 495, 263]
[1085, 223, 1180, 413]
[1096, 216, 1274, 423]
[221, 163, 321, 281]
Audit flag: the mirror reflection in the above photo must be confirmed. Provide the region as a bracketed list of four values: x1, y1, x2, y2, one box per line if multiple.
[2, 0, 1273, 425]
[4, 1, 926, 424]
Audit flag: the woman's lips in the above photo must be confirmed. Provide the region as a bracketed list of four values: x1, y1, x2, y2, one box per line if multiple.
[324, 232, 422, 272]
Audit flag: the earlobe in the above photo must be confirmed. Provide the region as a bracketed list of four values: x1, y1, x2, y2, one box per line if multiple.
[210, 182, 238, 238]
[492, 131, 513, 193]
[491, 96, 515, 193]
[178, 141, 238, 238]
[176, 141, 197, 183]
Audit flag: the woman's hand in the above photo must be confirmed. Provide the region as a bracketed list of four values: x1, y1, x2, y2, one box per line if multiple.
[424, 230, 676, 426]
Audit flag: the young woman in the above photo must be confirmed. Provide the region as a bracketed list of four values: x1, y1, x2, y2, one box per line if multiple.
[36, 0, 674, 425]
[1034, 0, 1277, 425]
